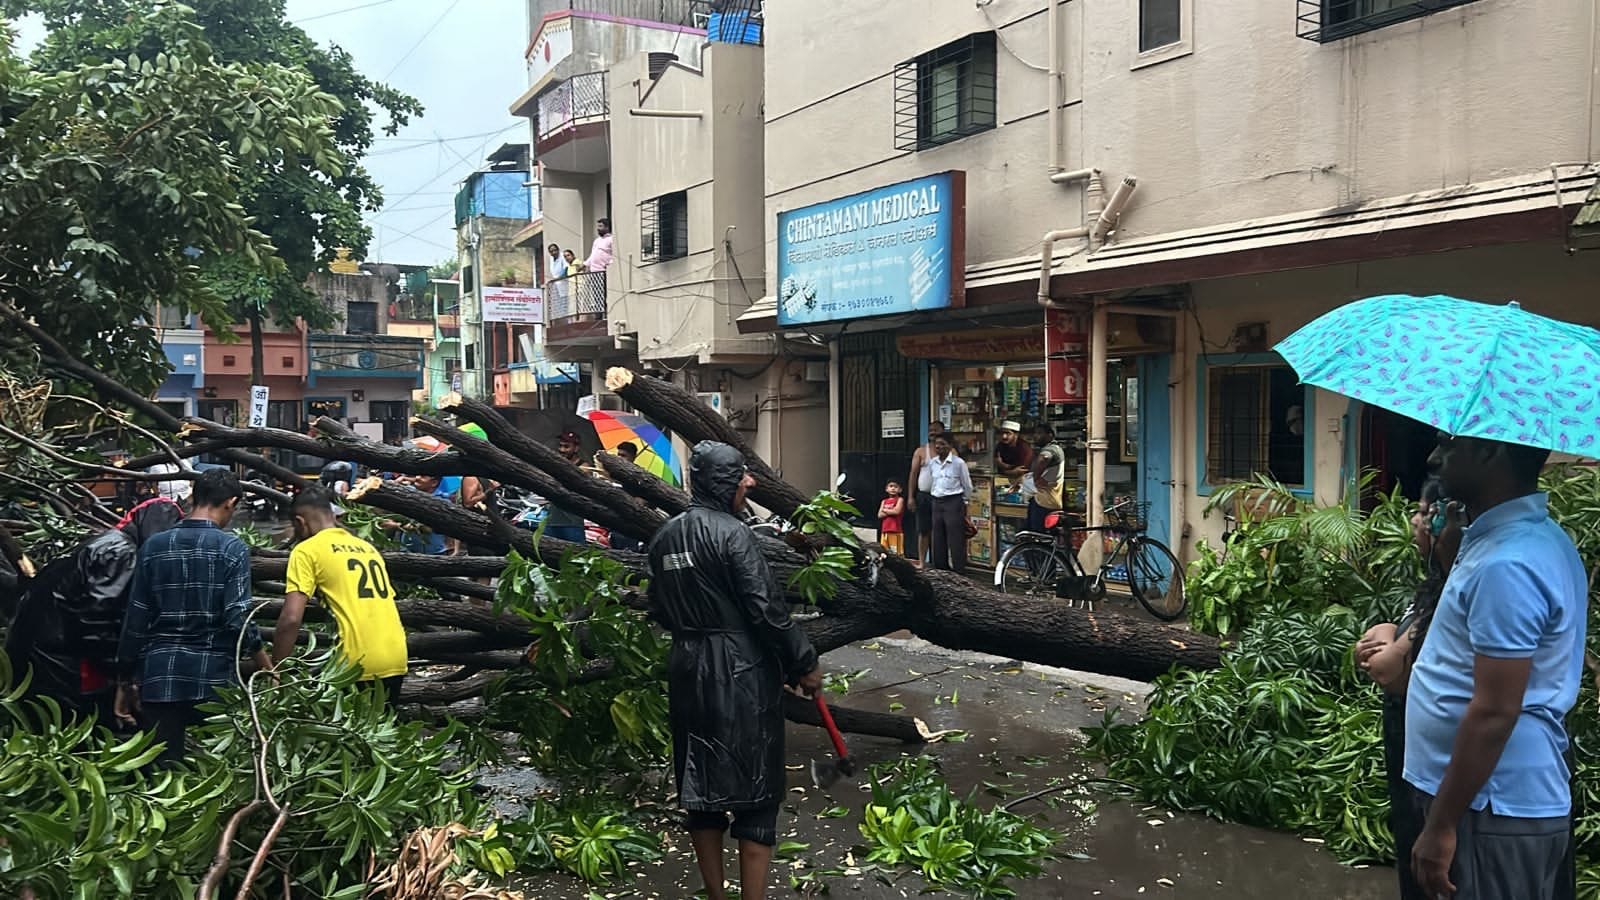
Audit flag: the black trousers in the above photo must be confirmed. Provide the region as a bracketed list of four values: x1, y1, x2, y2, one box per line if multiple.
[378, 675, 405, 710]
[685, 806, 779, 846]
[930, 495, 968, 573]
[143, 701, 202, 768]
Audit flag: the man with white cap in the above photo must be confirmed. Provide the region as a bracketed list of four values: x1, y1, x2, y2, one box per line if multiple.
[994, 420, 1033, 481]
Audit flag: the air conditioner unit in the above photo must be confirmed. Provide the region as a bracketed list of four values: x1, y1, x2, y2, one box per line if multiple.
[697, 392, 731, 418]
[597, 392, 628, 411]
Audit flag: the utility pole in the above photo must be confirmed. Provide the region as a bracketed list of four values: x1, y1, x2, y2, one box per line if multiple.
[469, 218, 486, 400]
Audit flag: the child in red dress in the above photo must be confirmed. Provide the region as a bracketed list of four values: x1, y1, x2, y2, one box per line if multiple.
[878, 481, 905, 554]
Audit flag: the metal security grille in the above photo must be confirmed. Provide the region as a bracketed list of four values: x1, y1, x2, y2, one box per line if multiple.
[536, 72, 609, 142]
[893, 33, 997, 152]
[639, 191, 689, 264]
[1205, 365, 1306, 486]
[1296, 0, 1479, 42]
[839, 334, 918, 455]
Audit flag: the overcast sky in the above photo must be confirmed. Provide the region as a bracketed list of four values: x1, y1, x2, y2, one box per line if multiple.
[16, 1, 531, 267]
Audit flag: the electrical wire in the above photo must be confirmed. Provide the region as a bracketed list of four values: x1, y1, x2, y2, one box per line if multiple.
[382, 0, 464, 80]
[295, 0, 402, 24]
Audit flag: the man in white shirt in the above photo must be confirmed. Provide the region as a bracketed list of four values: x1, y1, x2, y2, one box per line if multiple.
[145, 461, 193, 507]
[925, 433, 973, 573]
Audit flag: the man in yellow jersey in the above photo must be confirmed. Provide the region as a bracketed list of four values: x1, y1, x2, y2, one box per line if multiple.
[272, 487, 409, 704]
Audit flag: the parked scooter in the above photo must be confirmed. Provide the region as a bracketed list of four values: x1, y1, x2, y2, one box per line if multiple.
[494, 484, 547, 531]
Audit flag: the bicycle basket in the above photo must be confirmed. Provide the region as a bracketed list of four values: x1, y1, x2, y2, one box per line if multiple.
[1108, 501, 1151, 532]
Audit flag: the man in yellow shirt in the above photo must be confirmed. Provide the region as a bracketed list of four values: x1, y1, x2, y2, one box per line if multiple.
[272, 487, 409, 704]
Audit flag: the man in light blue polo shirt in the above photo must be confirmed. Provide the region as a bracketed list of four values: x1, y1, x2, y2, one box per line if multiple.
[1406, 434, 1584, 900]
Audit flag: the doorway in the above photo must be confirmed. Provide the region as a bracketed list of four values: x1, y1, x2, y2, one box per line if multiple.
[1359, 404, 1436, 506]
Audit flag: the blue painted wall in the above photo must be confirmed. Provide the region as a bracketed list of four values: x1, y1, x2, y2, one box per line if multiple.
[1139, 355, 1173, 549]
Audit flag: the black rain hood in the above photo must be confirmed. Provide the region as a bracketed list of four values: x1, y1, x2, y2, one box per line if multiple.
[689, 441, 746, 512]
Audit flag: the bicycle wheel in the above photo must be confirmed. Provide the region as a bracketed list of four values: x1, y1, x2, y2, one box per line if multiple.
[1127, 537, 1188, 621]
[996, 543, 1065, 599]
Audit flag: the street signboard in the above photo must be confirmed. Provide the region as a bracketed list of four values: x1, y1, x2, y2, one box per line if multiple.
[248, 385, 269, 428]
[481, 286, 544, 324]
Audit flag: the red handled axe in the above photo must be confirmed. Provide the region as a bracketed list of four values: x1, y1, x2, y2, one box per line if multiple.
[809, 693, 854, 789]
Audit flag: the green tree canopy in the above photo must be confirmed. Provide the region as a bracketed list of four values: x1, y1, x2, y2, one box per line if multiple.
[0, 7, 344, 390]
[11, 0, 424, 379]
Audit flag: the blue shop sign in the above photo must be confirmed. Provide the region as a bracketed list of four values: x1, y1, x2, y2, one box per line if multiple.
[776, 171, 966, 326]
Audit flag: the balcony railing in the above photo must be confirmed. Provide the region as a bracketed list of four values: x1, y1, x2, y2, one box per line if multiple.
[307, 333, 425, 384]
[544, 269, 608, 323]
[536, 72, 609, 143]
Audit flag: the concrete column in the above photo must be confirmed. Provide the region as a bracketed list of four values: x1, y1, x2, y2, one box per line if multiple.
[828, 339, 841, 487]
[1084, 300, 1110, 569]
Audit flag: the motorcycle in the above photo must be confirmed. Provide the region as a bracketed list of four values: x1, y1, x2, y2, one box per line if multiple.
[494, 484, 548, 531]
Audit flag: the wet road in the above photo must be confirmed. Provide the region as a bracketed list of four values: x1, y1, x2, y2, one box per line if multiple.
[504, 637, 1393, 898]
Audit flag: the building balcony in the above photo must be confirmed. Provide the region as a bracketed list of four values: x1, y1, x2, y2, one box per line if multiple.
[545, 269, 612, 346]
[534, 71, 609, 174]
[307, 333, 425, 387]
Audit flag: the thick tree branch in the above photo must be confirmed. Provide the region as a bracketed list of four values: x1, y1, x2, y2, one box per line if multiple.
[595, 451, 690, 516]
[409, 414, 663, 542]
[605, 367, 809, 517]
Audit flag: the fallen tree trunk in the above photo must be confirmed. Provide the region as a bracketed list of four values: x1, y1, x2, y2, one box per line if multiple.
[409, 413, 664, 543]
[3, 305, 308, 488]
[780, 693, 932, 744]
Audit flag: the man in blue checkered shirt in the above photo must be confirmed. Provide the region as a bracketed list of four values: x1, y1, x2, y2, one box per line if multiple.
[116, 469, 268, 766]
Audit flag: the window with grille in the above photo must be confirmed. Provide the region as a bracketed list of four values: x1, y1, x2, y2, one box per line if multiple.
[1204, 363, 1308, 487]
[640, 190, 689, 264]
[1297, 0, 1479, 43]
[368, 400, 410, 442]
[893, 33, 997, 152]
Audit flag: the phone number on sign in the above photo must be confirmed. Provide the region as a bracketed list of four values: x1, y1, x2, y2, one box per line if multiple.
[819, 295, 893, 313]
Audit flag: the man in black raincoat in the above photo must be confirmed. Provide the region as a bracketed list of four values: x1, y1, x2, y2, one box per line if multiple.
[647, 441, 823, 900]
[3, 497, 183, 721]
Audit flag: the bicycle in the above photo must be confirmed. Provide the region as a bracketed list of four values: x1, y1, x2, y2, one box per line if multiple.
[992, 499, 1188, 621]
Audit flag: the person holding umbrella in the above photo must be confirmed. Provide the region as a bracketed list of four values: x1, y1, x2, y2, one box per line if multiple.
[1277, 295, 1592, 900]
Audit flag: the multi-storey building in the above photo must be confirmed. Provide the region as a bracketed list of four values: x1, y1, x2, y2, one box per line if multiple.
[752, 0, 1600, 565]
[509, 0, 828, 492]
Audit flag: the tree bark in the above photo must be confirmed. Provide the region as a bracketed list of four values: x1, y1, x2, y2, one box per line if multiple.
[780, 693, 933, 744]
[604, 367, 809, 517]
[247, 308, 266, 388]
[594, 451, 689, 516]
[2, 308, 307, 488]
[409, 413, 664, 542]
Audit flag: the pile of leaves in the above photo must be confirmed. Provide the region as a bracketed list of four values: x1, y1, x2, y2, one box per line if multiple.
[856, 755, 1059, 897]
[483, 549, 672, 773]
[1087, 466, 1600, 893]
[1184, 474, 1419, 636]
[1084, 610, 1392, 860]
[0, 548, 670, 897]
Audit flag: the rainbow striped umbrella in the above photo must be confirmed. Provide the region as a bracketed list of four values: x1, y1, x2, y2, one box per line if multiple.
[585, 410, 681, 484]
